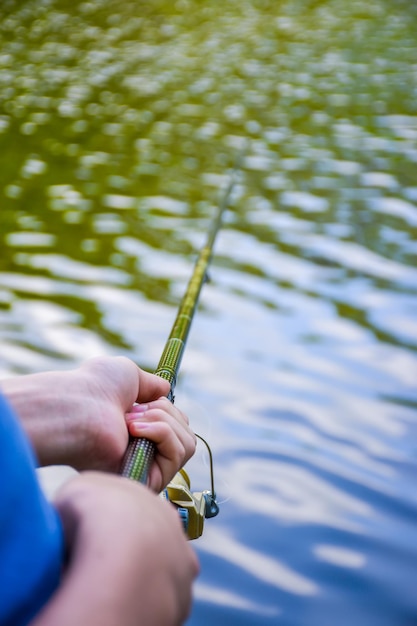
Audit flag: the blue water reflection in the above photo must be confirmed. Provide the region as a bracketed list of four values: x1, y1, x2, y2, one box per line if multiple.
[1, 0, 417, 624]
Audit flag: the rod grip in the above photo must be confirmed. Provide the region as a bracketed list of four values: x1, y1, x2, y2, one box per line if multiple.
[120, 436, 155, 483]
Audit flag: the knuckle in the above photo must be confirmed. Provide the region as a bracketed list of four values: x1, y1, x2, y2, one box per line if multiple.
[153, 396, 171, 411]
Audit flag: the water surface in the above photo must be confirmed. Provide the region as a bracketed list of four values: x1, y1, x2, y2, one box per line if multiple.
[1, 1, 417, 624]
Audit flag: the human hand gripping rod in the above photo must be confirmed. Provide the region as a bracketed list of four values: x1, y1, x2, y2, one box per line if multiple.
[120, 164, 239, 539]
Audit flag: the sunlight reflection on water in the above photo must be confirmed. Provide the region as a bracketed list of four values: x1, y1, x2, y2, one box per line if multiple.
[1, 0, 417, 624]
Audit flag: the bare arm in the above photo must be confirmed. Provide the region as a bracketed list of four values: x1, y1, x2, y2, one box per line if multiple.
[30, 472, 199, 626]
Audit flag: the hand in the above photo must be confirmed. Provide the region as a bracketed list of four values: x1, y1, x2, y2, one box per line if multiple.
[1, 357, 196, 485]
[31, 472, 199, 626]
[126, 396, 196, 492]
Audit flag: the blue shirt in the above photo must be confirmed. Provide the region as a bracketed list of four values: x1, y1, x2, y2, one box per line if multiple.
[0, 393, 63, 625]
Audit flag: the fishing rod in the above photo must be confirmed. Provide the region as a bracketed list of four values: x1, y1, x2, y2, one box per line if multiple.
[120, 162, 240, 539]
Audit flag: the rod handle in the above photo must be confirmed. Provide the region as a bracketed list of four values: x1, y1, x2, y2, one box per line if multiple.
[120, 372, 174, 482]
[120, 436, 155, 483]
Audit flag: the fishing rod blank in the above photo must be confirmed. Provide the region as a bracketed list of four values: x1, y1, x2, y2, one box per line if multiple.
[120, 169, 237, 485]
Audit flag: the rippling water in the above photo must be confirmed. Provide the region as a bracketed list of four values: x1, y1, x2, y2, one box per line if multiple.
[1, 1, 417, 624]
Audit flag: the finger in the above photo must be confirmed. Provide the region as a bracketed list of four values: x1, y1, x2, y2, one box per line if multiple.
[80, 356, 169, 409]
[136, 371, 171, 404]
[128, 419, 196, 465]
[127, 419, 196, 491]
[126, 404, 195, 456]
[129, 421, 183, 491]
[127, 397, 190, 427]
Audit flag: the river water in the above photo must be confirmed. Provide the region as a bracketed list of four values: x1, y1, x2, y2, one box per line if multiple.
[1, 1, 417, 624]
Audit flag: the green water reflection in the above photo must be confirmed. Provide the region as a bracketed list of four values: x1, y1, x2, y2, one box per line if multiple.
[1, 0, 416, 342]
[1, 0, 417, 624]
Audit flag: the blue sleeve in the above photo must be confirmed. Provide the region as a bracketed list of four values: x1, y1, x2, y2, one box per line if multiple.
[0, 393, 64, 626]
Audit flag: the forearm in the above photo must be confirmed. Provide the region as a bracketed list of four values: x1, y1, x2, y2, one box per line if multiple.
[1, 372, 82, 466]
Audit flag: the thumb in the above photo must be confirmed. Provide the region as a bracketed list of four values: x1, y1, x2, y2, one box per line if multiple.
[136, 369, 170, 403]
